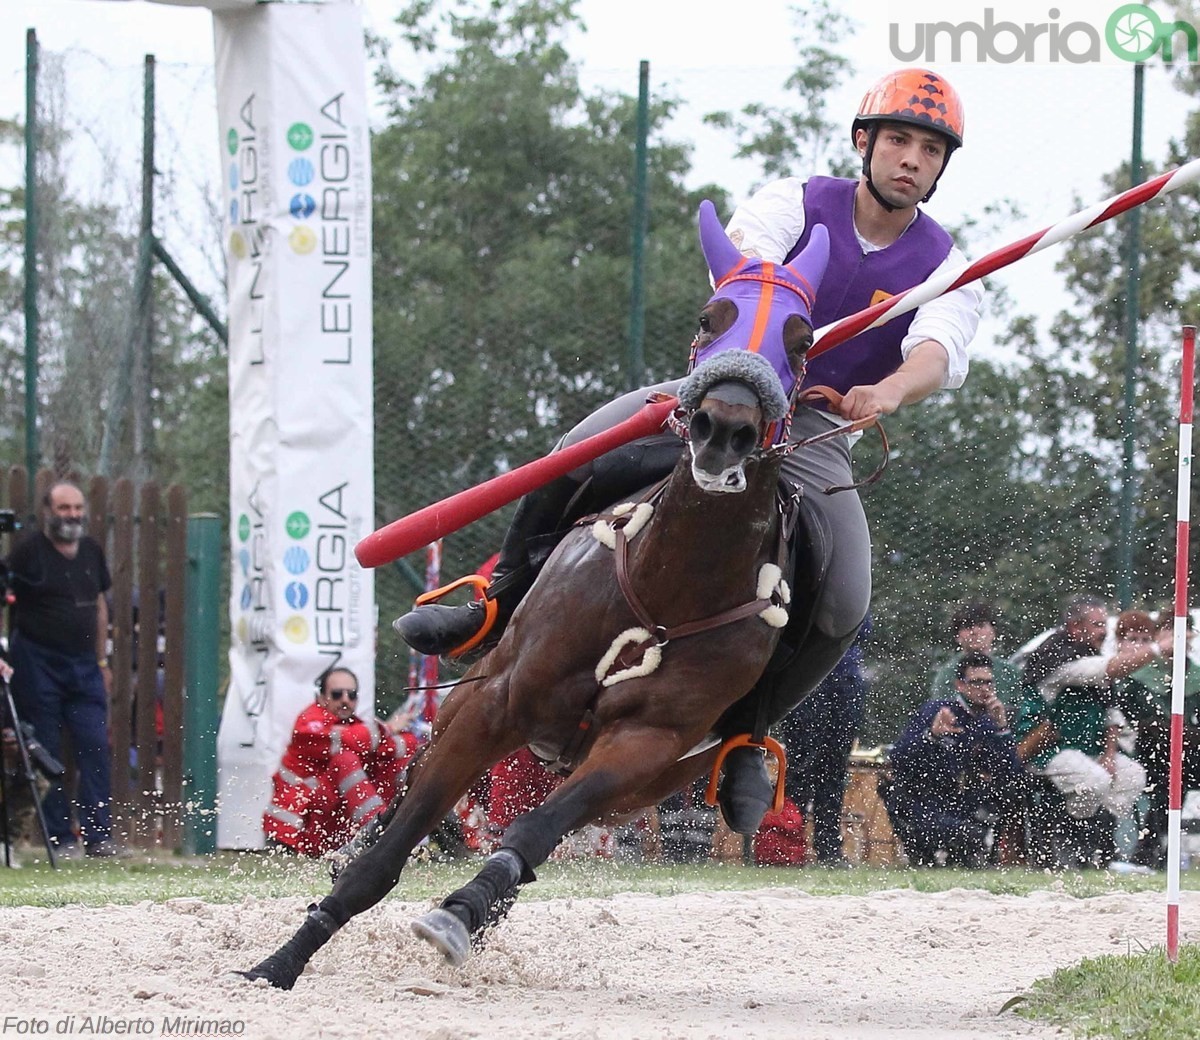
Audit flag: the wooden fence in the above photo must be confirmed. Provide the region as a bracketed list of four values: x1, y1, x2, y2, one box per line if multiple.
[2, 466, 189, 850]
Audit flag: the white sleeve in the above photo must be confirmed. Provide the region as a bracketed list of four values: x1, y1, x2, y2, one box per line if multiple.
[725, 178, 807, 263]
[1038, 657, 1110, 703]
[899, 245, 983, 390]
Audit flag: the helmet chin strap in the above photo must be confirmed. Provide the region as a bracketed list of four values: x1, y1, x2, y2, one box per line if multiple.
[861, 127, 897, 214]
[860, 125, 954, 213]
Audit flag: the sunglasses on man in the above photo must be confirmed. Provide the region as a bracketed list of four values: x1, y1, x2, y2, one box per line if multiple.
[327, 687, 359, 701]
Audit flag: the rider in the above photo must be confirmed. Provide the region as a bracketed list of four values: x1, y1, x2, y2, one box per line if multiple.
[396, 67, 984, 835]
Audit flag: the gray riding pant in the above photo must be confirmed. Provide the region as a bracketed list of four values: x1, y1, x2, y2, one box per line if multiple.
[559, 379, 871, 642]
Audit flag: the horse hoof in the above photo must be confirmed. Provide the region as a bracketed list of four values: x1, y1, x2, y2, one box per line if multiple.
[411, 908, 470, 966]
[229, 956, 300, 990]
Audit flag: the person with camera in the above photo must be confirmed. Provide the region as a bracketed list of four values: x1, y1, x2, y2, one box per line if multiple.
[882, 652, 1025, 867]
[4, 481, 122, 858]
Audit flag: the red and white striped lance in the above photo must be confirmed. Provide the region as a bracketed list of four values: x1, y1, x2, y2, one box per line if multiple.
[1167, 324, 1196, 964]
[809, 157, 1200, 359]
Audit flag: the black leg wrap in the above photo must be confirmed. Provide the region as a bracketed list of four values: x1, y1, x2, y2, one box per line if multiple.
[316, 895, 351, 928]
[440, 849, 530, 941]
[235, 900, 345, 990]
[500, 814, 560, 874]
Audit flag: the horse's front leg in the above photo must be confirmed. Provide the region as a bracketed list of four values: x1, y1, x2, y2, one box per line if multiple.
[236, 677, 523, 989]
[411, 724, 683, 965]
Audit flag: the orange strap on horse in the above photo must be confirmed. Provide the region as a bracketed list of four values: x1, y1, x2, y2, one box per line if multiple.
[413, 574, 499, 659]
[704, 733, 787, 816]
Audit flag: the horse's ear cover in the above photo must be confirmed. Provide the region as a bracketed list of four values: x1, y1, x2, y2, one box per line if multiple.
[787, 222, 830, 305]
[689, 203, 832, 439]
[698, 200, 745, 282]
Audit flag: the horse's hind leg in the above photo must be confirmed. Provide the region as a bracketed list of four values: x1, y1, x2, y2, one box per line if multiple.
[413, 727, 679, 965]
[237, 684, 522, 989]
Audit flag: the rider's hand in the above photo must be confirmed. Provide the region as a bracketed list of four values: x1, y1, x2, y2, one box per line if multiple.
[837, 383, 902, 420]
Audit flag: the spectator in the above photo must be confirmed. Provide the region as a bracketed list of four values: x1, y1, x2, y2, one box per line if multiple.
[487, 749, 561, 840]
[882, 652, 1024, 867]
[263, 666, 420, 857]
[776, 617, 872, 867]
[752, 756, 808, 866]
[1015, 598, 1164, 864]
[929, 601, 1023, 707]
[661, 779, 721, 864]
[4, 480, 123, 858]
[1117, 609, 1200, 868]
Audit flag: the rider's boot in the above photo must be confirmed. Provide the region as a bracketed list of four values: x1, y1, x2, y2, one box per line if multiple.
[717, 745, 776, 837]
[716, 625, 861, 835]
[393, 474, 584, 658]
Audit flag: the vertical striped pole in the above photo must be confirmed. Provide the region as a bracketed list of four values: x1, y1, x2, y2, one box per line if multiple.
[1168, 324, 1196, 964]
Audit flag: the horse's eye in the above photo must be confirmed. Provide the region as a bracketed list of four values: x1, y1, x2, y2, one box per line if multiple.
[698, 313, 711, 333]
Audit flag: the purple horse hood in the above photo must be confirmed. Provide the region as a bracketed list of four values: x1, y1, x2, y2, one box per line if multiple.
[693, 199, 830, 400]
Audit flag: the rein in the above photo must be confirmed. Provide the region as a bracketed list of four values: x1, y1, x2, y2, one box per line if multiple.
[764, 385, 890, 494]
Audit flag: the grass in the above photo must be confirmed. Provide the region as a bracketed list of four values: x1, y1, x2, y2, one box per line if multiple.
[1017, 943, 1200, 1040]
[0, 848, 1189, 908]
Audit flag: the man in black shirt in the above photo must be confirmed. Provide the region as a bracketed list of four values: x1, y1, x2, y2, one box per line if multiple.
[5, 481, 120, 857]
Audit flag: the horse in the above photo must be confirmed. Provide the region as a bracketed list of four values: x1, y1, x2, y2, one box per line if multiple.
[238, 201, 832, 986]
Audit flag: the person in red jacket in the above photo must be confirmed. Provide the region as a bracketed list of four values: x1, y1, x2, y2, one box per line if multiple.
[753, 796, 809, 867]
[263, 667, 419, 856]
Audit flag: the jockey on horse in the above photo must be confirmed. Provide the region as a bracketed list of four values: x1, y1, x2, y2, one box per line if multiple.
[397, 67, 984, 836]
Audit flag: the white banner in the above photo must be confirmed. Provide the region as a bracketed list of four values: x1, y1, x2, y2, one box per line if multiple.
[213, 1, 375, 849]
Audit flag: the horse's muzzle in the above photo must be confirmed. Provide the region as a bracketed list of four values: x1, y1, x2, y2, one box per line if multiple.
[687, 382, 764, 493]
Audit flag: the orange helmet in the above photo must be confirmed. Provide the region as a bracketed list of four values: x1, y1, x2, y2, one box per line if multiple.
[851, 68, 964, 151]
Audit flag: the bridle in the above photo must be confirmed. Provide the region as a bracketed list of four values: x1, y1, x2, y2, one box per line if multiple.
[682, 261, 889, 482]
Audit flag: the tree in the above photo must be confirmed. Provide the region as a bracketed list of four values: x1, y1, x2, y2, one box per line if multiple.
[1, 49, 227, 501]
[703, 0, 859, 186]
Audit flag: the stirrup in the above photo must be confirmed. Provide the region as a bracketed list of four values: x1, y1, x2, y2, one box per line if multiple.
[414, 574, 500, 658]
[704, 733, 787, 815]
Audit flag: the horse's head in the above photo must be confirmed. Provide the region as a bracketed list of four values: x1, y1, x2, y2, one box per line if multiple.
[677, 201, 830, 493]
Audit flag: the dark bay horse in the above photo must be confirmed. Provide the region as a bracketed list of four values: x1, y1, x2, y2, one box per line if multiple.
[238, 202, 831, 986]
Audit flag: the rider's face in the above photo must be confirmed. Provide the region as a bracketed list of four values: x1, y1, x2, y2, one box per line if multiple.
[858, 123, 947, 208]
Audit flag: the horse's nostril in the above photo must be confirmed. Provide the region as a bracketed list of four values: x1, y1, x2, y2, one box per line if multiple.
[730, 425, 757, 456]
[689, 412, 713, 442]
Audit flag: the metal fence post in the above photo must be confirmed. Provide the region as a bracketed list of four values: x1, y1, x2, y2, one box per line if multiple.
[626, 59, 649, 392]
[24, 29, 39, 482]
[183, 513, 221, 854]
